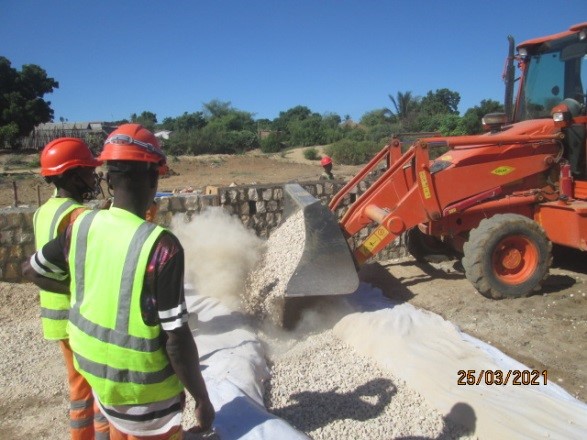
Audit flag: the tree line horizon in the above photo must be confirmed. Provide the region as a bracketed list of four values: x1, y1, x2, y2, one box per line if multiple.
[1, 55, 503, 165]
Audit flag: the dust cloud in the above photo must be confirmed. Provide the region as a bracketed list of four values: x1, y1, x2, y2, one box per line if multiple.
[171, 207, 265, 309]
[171, 207, 354, 343]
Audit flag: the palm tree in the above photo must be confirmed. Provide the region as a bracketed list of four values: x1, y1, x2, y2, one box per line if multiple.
[387, 91, 419, 120]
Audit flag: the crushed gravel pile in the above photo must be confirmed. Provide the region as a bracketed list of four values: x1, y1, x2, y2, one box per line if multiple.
[262, 329, 475, 440]
[241, 209, 475, 439]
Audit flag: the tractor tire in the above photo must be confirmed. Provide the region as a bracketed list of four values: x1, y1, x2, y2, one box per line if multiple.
[462, 214, 552, 299]
[406, 227, 451, 262]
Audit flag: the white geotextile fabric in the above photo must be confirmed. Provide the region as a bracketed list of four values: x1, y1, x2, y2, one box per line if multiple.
[185, 284, 587, 440]
[185, 291, 309, 440]
[337, 283, 587, 440]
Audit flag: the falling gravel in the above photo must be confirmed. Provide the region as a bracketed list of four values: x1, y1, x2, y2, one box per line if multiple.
[242, 210, 305, 324]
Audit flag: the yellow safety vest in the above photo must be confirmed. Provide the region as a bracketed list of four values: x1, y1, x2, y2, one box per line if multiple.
[33, 197, 83, 340]
[67, 208, 183, 405]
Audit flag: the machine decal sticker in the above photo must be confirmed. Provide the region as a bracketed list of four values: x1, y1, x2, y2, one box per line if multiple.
[419, 171, 432, 199]
[491, 166, 515, 176]
[362, 226, 389, 253]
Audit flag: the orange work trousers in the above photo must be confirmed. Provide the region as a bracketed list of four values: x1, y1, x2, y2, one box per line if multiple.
[59, 339, 110, 440]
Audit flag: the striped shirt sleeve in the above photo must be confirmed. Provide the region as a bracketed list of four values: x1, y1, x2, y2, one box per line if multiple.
[29, 246, 68, 281]
[142, 232, 188, 331]
[29, 227, 71, 281]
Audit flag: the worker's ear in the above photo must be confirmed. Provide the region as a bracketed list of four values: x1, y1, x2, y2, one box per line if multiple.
[105, 172, 113, 191]
[148, 168, 158, 190]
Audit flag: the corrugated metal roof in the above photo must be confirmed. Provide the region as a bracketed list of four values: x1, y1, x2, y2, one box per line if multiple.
[35, 122, 105, 131]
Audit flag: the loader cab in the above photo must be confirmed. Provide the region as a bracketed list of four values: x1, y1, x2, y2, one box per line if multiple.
[514, 25, 587, 122]
[513, 23, 587, 179]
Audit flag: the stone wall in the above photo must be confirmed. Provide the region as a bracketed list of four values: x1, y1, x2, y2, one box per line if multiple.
[0, 180, 405, 282]
[0, 207, 36, 282]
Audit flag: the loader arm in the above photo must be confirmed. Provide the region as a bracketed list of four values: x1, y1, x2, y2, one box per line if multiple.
[338, 133, 563, 265]
[329, 138, 403, 211]
[340, 140, 442, 265]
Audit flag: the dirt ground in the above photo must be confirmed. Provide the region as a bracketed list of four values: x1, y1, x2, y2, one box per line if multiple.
[0, 147, 362, 207]
[1, 147, 586, 404]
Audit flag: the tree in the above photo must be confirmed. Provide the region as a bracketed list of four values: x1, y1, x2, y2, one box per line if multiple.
[360, 109, 392, 127]
[387, 91, 420, 120]
[288, 115, 326, 146]
[0, 56, 59, 148]
[460, 99, 504, 134]
[161, 112, 206, 132]
[321, 112, 342, 130]
[320, 112, 344, 143]
[202, 99, 233, 119]
[130, 111, 157, 131]
[273, 105, 313, 133]
[419, 88, 461, 116]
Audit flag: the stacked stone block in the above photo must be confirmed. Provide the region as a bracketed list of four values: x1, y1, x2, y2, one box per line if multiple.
[0, 180, 404, 282]
[0, 207, 36, 282]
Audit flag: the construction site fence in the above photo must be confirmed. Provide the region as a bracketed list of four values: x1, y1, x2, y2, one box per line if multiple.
[0, 179, 406, 283]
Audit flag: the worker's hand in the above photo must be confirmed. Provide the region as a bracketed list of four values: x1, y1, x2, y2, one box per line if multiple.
[97, 197, 112, 210]
[187, 397, 215, 433]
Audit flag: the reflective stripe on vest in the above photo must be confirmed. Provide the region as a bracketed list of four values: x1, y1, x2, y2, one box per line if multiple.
[74, 352, 174, 384]
[68, 208, 183, 405]
[34, 198, 81, 340]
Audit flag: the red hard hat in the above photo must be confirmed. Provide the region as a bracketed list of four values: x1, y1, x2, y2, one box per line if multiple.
[100, 124, 167, 172]
[40, 137, 102, 177]
[320, 155, 332, 166]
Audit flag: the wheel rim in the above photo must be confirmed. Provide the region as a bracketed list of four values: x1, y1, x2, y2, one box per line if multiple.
[492, 235, 539, 285]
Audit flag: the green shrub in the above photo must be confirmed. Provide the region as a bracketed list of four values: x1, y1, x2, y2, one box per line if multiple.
[365, 124, 393, 143]
[344, 127, 366, 142]
[328, 139, 382, 165]
[260, 133, 282, 153]
[303, 147, 320, 160]
[0, 123, 19, 149]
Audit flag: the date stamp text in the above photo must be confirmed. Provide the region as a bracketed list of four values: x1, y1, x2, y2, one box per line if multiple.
[457, 369, 548, 386]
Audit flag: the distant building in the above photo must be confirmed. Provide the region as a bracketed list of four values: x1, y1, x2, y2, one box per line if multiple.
[21, 122, 117, 150]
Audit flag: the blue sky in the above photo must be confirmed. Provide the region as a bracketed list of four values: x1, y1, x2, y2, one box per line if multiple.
[1, 1, 585, 123]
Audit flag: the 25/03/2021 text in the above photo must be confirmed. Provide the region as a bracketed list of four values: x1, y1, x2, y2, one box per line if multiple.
[457, 369, 548, 386]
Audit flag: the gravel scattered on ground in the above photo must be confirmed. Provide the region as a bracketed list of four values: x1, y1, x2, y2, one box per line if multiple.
[262, 329, 475, 440]
[0, 282, 69, 439]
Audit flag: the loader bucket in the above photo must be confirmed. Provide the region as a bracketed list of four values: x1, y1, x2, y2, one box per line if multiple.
[282, 183, 360, 300]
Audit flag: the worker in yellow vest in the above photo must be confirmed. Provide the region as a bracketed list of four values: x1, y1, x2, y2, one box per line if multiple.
[24, 124, 215, 439]
[33, 137, 109, 439]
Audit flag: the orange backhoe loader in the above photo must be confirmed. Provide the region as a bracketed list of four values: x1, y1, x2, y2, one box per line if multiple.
[281, 22, 587, 308]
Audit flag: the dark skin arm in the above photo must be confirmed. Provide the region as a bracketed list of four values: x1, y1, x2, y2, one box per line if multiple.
[21, 260, 70, 293]
[165, 324, 215, 432]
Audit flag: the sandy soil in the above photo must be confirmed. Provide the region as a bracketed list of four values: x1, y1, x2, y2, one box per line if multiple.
[0, 147, 361, 207]
[1, 147, 586, 437]
[359, 252, 587, 403]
